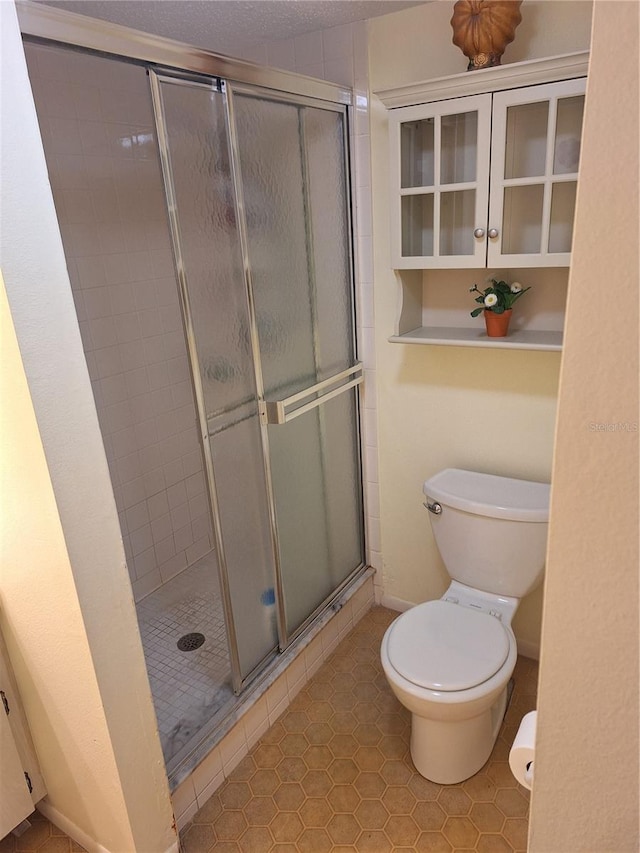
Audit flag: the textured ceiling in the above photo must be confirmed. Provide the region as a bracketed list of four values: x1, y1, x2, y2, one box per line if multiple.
[36, 1, 427, 53]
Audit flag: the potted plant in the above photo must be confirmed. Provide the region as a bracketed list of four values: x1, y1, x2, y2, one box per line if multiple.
[470, 277, 531, 337]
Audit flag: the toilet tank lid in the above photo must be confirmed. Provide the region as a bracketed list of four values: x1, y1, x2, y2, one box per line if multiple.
[423, 469, 550, 522]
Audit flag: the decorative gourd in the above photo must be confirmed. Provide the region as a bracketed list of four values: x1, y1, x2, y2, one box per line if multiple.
[451, 0, 523, 71]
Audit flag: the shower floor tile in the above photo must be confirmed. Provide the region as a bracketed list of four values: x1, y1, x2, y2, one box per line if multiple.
[136, 553, 234, 765]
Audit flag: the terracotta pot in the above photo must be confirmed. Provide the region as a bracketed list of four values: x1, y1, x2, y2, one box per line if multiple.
[484, 308, 512, 337]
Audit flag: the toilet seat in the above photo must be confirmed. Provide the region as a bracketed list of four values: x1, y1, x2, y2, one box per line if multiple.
[385, 600, 510, 692]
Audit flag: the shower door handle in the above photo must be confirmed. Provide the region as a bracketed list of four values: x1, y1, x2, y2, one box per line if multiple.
[260, 363, 363, 426]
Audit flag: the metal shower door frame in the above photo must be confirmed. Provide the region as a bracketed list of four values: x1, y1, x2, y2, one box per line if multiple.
[149, 68, 364, 694]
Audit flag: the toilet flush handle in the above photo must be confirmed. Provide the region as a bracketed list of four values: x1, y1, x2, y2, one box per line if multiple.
[424, 500, 442, 515]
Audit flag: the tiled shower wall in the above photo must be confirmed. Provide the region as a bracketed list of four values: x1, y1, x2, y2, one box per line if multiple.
[24, 42, 213, 601]
[235, 23, 382, 595]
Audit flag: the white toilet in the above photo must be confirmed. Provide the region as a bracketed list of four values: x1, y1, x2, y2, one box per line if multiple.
[381, 468, 549, 785]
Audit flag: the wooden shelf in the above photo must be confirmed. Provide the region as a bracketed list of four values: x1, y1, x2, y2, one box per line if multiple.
[389, 326, 563, 351]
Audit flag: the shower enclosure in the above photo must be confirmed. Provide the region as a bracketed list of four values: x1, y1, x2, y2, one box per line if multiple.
[22, 15, 364, 782]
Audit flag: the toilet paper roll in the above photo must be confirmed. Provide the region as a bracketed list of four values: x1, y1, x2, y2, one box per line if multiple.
[509, 710, 537, 790]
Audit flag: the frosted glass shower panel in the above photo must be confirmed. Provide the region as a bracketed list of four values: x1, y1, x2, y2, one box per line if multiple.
[210, 415, 278, 671]
[303, 107, 354, 380]
[157, 81, 255, 419]
[267, 392, 363, 636]
[232, 94, 354, 398]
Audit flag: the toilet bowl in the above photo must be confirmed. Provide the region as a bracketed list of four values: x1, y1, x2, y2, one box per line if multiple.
[380, 469, 549, 784]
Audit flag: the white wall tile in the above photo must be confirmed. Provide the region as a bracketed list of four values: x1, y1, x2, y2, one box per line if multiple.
[233, 42, 268, 66]
[296, 62, 325, 80]
[159, 551, 188, 583]
[366, 515, 381, 553]
[130, 524, 154, 557]
[266, 39, 296, 72]
[191, 746, 223, 798]
[99, 374, 128, 406]
[323, 57, 354, 87]
[154, 535, 176, 566]
[121, 477, 147, 510]
[363, 408, 378, 449]
[356, 234, 373, 287]
[322, 24, 354, 61]
[242, 696, 269, 748]
[365, 444, 379, 484]
[366, 481, 381, 519]
[171, 776, 198, 830]
[111, 425, 138, 460]
[219, 722, 248, 774]
[294, 31, 324, 66]
[173, 524, 194, 553]
[134, 548, 158, 580]
[186, 536, 209, 565]
[102, 253, 131, 285]
[170, 502, 190, 532]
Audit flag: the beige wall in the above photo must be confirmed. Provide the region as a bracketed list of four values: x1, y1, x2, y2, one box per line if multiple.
[368, 1, 593, 656]
[0, 3, 176, 850]
[369, 0, 594, 91]
[530, 1, 639, 848]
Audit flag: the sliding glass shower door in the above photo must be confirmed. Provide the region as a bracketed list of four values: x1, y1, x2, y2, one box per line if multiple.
[151, 73, 364, 691]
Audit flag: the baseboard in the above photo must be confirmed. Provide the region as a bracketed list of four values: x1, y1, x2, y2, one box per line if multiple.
[380, 594, 414, 613]
[37, 801, 112, 853]
[36, 801, 179, 853]
[516, 638, 540, 661]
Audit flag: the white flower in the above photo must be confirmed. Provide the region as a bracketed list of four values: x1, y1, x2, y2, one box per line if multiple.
[484, 293, 498, 307]
[510, 282, 523, 293]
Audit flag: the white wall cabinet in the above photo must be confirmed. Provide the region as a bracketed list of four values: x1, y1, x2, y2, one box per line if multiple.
[390, 77, 585, 270]
[379, 53, 588, 350]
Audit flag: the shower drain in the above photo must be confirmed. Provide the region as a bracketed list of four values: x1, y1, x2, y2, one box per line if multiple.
[177, 632, 205, 652]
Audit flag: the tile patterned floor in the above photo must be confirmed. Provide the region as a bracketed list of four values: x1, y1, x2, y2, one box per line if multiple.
[180, 606, 537, 852]
[0, 811, 85, 853]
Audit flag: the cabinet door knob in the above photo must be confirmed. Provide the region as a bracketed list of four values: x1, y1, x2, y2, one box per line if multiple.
[473, 227, 485, 239]
[488, 227, 499, 239]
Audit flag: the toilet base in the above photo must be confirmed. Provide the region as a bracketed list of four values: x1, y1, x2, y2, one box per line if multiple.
[409, 685, 508, 784]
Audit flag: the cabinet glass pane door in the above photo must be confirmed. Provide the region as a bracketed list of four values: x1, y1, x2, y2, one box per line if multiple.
[401, 119, 434, 187]
[392, 94, 491, 268]
[490, 80, 586, 266]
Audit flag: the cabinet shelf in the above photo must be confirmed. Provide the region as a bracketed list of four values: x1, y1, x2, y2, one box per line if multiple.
[389, 326, 562, 351]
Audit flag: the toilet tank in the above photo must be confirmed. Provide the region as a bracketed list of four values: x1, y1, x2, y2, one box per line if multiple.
[423, 469, 550, 598]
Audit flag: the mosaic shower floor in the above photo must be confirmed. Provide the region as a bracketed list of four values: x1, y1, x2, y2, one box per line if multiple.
[180, 606, 536, 852]
[136, 553, 234, 768]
